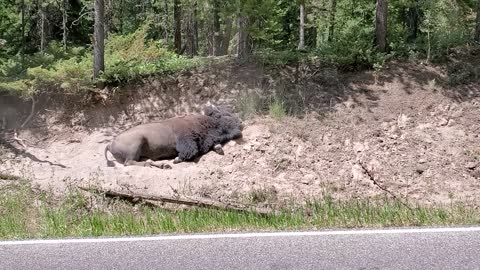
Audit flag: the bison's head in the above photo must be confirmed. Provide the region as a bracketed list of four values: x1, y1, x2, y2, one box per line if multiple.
[202, 102, 234, 119]
[203, 102, 243, 137]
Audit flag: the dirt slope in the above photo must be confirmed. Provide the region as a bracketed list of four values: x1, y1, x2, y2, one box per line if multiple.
[1, 57, 480, 206]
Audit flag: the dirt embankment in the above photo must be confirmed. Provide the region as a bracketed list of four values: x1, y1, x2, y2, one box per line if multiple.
[1, 56, 480, 206]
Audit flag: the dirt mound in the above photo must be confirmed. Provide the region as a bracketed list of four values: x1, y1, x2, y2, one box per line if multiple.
[1, 59, 480, 206]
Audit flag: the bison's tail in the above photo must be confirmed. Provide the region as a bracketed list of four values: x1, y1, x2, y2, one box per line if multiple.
[104, 143, 115, 167]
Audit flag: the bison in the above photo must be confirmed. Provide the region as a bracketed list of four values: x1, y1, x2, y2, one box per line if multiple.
[104, 103, 242, 168]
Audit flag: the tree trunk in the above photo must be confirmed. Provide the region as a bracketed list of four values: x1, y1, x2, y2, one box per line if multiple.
[223, 17, 233, 55]
[475, 0, 480, 41]
[21, 0, 25, 67]
[163, 0, 170, 44]
[185, 2, 197, 57]
[194, 1, 199, 54]
[164, 0, 169, 42]
[40, 0, 46, 52]
[104, 0, 113, 39]
[174, 0, 182, 53]
[212, 0, 221, 56]
[62, 0, 68, 51]
[236, 14, 250, 62]
[298, 2, 306, 51]
[205, 23, 214, 55]
[328, 0, 337, 42]
[93, 0, 105, 84]
[406, 1, 419, 41]
[375, 0, 388, 52]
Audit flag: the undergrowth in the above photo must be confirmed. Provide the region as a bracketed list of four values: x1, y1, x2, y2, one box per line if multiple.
[1, 179, 479, 240]
[0, 24, 201, 98]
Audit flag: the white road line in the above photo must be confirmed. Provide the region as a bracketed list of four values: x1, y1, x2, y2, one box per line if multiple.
[1, 227, 480, 246]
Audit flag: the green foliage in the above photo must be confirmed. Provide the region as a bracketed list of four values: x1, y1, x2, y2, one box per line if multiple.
[0, 0, 479, 98]
[268, 99, 286, 120]
[103, 24, 200, 83]
[254, 49, 301, 66]
[0, 25, 201, 96]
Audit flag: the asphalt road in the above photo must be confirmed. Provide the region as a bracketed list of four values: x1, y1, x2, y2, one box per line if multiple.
[1, 227, 480, 270]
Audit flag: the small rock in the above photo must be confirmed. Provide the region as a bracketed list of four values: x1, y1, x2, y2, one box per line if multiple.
[381, 122, 391, 131]
[438, 118, 449, 126]
[471, 168, 480, 179]
[353, 142, 367, 153]
[447, 119, 455, 126]
[344, 139, 351, 146]
[301, 174, 316, 185]
[397, 114, 409, 129]
[466, 162, 478, 170]
[389, 125, 398, 134]
[389, 134, 398, 140]
[243, 144, 252, 151]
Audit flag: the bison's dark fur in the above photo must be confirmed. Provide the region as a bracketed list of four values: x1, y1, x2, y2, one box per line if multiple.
[104, 104, 242, 167]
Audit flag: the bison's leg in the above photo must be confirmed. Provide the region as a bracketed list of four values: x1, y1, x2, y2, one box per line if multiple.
[122, 138, 145, 166]
[213, 144, 224, 155]
[123, 159, 172, 169]
[149, 160, 172, 169]
[175, 136, 199, 163]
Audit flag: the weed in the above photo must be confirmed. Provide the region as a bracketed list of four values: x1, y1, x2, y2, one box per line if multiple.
[268, 100, 286, 120]
[247, 186, 278, 204]
[235, 91, 264, 119]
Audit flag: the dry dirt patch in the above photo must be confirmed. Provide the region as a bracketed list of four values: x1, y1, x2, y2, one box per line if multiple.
[1, 61, 480, 206]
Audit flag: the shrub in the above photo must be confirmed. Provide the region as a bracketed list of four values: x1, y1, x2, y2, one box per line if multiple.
[0, 24, 200, 97]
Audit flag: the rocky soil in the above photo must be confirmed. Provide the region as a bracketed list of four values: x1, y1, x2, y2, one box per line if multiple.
[1, 56, 480, 207]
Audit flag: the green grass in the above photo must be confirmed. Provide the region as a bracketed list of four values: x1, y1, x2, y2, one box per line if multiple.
[0, 180, 479, 240]
[268, 100, 287, 120]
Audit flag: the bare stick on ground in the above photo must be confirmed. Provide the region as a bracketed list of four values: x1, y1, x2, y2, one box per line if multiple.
[358, 161, 412, 210]
[78, 186, 275, 215]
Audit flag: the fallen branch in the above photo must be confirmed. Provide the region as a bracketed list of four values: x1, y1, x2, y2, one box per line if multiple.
[358, 161, 413, 210]
[78, 186, 275, 216]
[21, 96, 36, 128]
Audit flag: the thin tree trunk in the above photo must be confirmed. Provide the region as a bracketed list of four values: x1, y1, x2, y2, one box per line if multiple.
[194, 2, 199, 53]
[62, 0, 68, 51]
[375, 0, 388, 52]
[174, 0, 182, 53]
[223, 17, 233, 55]
[104, 0, 112, 39]
[185, 2, 197, 57]
[21, 0, 25, 67]
[40, 0, 46, 52]
[236, 13, 250, 62]
[93, 0, 105, 84]
[475, 0, 480, 41]
[406, 1, 419, 41]
[212, 0, 221, 56]
[328, 0, 337, 42]
[427, 30, 431, 62]
[164, 0, 169, 43]
[298, 2, 306, 51]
